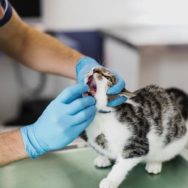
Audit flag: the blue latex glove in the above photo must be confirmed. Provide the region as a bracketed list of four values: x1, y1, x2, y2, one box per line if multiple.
[76, 57, 127, 107]
[20, 84, 96, 159]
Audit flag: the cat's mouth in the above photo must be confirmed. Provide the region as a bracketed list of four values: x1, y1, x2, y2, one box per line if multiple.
[87, 75, 97, 96]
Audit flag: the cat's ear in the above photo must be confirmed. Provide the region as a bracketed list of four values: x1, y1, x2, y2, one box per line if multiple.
[119, 88, 136, 99]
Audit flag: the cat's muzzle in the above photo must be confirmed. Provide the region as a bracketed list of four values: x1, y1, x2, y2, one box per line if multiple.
[84, 69, 97, 97]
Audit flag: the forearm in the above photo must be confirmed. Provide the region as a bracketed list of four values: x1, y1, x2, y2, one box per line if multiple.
[0, 10, 83, 79]
[0, 129, 28, 166]
[0, 6, 4, 18]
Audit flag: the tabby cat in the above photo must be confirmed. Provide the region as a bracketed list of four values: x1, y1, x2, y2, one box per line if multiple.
[81, 68, 188, 188]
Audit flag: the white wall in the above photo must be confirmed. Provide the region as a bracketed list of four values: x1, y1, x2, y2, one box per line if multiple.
[125, 0, 188, 26]
[104, 39, 188, 93]
[42, 0, 188, 31]
[104, 38, 140, 91]
[42, 0, 128, 30]
[140, 46, 188, 92]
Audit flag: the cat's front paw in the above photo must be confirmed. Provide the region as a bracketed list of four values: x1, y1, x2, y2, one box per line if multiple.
[94, 156, 112, 168]
[100, 178, 118, 188]
[145, 162, 162, 174]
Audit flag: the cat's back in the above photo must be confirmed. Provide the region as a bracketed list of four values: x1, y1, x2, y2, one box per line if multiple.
[116, 84, 187, 146]
[130, 85, 181, 128]
[115, 85, 174, 131]
[132, 85, 173, 112]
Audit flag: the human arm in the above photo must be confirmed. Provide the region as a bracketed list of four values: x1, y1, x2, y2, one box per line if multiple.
[0, 6, 83, 79]
[0, 84, 96, 165]
[0, 129, 28, 166]
[0, 1, 126, 105]
[0, 5, 4, 18]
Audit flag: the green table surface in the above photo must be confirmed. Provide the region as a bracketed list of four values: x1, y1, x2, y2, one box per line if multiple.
[0, 148, 188, 188]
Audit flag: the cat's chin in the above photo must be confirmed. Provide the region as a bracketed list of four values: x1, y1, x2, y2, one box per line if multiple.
[96, 103, 113, 113]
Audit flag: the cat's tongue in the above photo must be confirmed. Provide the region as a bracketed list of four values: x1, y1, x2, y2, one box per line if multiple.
[87, 75, 97, 96]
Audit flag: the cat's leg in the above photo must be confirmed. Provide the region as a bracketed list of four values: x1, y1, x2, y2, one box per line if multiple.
[94, 155, 112, 168]
[180, 148, 188, 161]
[145, 162, 162, 174]
[100, 157, 141, 188]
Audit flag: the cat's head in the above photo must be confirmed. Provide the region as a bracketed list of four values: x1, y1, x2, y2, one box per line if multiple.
[85, 67, 134, 111]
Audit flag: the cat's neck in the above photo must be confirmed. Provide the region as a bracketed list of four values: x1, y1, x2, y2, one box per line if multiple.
[97, 98, 139, 114]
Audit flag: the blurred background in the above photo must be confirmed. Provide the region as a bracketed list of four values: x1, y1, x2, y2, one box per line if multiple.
[1, 0, 188, 127]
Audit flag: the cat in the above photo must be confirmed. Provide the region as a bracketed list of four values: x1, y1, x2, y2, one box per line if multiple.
[80, 67, 188, 188]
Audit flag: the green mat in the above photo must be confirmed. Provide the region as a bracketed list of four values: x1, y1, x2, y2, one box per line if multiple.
[0, 148, 188, 188]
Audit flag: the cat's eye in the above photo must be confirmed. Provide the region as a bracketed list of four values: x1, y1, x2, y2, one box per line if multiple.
[105, 76, 113, 82]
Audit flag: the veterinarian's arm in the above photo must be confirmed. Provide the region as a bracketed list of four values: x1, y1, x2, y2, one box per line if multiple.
[0, 84, 96, 166]
[0, 10, 102, 85]
[0, 1, 126, 105]
[0, 129, 28, 166]
[0, 6, 4, 18]
[0, 7, 83, 79]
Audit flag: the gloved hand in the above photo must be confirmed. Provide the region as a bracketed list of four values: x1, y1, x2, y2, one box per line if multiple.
[76, 57, 127, 107]
[20, 84, 96, 159]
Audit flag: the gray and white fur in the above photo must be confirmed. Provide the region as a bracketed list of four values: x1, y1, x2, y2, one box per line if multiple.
[81, 68, 188, 188]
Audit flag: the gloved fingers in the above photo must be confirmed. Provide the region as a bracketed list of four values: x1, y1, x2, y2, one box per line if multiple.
[107, 96, 127, 107]
[76, 57, 101, 83]
[72, 116, 95, 135]
[55, 84, 89, 104]
[67, 96, 96, 115]
[107, 74, 125, 95]
[72, 105, 96, 125]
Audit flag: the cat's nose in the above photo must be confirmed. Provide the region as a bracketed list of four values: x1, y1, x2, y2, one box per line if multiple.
[93, 70, 97, 74]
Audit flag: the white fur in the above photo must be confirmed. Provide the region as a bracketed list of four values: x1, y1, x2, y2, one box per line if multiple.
[145, 162, 162, 174]
[85, 69, 188, 188]
[87, 112, 132, 160]
[180, 122, 188, 161]
[180, 148, 188, 161]
[94, 73, 112, 112]
[94, 156, 112, 168]
[99, 157, 142, 188]
[87, 110, 188, 188]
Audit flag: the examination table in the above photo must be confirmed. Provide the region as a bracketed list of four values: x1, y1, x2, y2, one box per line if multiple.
[0, 148, 188, 188]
